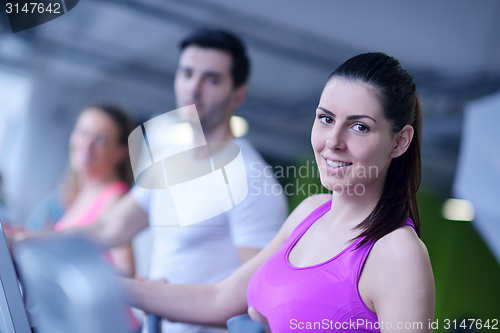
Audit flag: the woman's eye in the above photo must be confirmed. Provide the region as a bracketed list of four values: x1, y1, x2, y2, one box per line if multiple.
[74, 129, 88, 138]
[94, 136, 108, 146]
[179, 69, 191, 78]
[318, 115, 333, 124]
[352, 123, 369, 133]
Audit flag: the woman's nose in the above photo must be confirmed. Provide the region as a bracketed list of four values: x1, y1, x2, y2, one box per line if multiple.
[79, 136, 95, 151]
[325, 127, 346, 151]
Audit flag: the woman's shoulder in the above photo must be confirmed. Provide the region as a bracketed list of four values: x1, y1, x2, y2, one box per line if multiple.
[374, 223, 426, 255]
[106, 181, 130, 194]
[369, 222, 431, 276]
[282, 194, 331, 238]
[362, 223, 435, 324]
[98, 181, 129, 207]
[25, 191, 65, 232]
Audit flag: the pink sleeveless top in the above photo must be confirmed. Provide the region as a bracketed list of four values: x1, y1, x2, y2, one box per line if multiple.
[54, 181, 129, 265]
[54, 182, 129, 232]
[247, 200, 416, 332]
[53, 182, 139, 330]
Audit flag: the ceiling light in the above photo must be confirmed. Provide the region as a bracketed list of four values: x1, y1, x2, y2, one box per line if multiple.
[442, 198, 475, 221]
[230, 116, 249, 138]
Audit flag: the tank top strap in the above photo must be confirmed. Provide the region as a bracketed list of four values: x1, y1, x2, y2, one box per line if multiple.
[85, 181, 129, 219]
[288, 199, 332, 241]
[95, 181, 129, 203]
[355, 217, 416, 274]
[401, 217, 417, 233]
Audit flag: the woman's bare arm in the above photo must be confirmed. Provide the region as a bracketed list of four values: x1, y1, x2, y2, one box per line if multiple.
[120, 237, 282, 326]
[97, 193, 137, 277]
[119, 195, 330, 326]
[109, 243, 136, 277]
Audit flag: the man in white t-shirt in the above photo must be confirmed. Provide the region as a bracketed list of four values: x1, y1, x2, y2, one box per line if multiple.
[134, 137, 285, 332]
[52, 28, 287, 332]
[137, 28, 287, 332]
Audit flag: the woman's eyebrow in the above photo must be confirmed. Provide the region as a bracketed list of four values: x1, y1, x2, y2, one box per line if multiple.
[317, 107, 335, 117]
[317, 107, 377, 123]
[347, 115, 377, 123]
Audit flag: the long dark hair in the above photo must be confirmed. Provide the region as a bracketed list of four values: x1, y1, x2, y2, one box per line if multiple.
[328, 52, 422, 246]
[61, 102, 134, 205]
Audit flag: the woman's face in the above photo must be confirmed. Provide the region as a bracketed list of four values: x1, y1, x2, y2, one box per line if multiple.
[311, 78, 399, 196]
[69, 108, 126, 177]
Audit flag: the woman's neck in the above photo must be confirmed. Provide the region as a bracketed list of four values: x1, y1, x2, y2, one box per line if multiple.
[327, 177, 386, 230]
[77, 169, 121, 193]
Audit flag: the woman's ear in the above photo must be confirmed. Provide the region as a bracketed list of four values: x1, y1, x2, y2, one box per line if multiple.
[389, 125, 414, 158]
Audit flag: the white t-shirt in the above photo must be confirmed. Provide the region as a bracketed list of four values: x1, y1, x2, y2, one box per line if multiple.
[132, 138, 287, 333]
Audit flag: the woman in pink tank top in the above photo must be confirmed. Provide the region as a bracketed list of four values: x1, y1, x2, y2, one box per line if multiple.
[23, 103, 140, 330]
[48, 102, 136, 277]
[119, 53, 435, 333]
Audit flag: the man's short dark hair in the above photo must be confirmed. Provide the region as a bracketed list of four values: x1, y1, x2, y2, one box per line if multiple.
[180, 28, 250, 88]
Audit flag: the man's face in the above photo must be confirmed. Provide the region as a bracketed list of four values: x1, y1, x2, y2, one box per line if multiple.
[174, 45, 236, 134]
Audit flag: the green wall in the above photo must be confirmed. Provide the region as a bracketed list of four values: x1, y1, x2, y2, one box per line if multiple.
[419, 189, 500, 332]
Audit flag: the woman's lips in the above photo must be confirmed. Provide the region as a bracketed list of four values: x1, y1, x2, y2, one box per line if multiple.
[321, 157, 353, 176]
[323, 157, 353, 168]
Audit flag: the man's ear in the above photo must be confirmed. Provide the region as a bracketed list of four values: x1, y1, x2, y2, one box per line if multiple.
[389, 125, 414, 158]
[230, 84, 248, 110]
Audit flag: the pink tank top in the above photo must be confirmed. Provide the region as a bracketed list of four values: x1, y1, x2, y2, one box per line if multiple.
[247, 200, 416, 332]
[53, 182, 139, 330]
[54, 181, 129, 231]
[54, 181, 129, 265]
